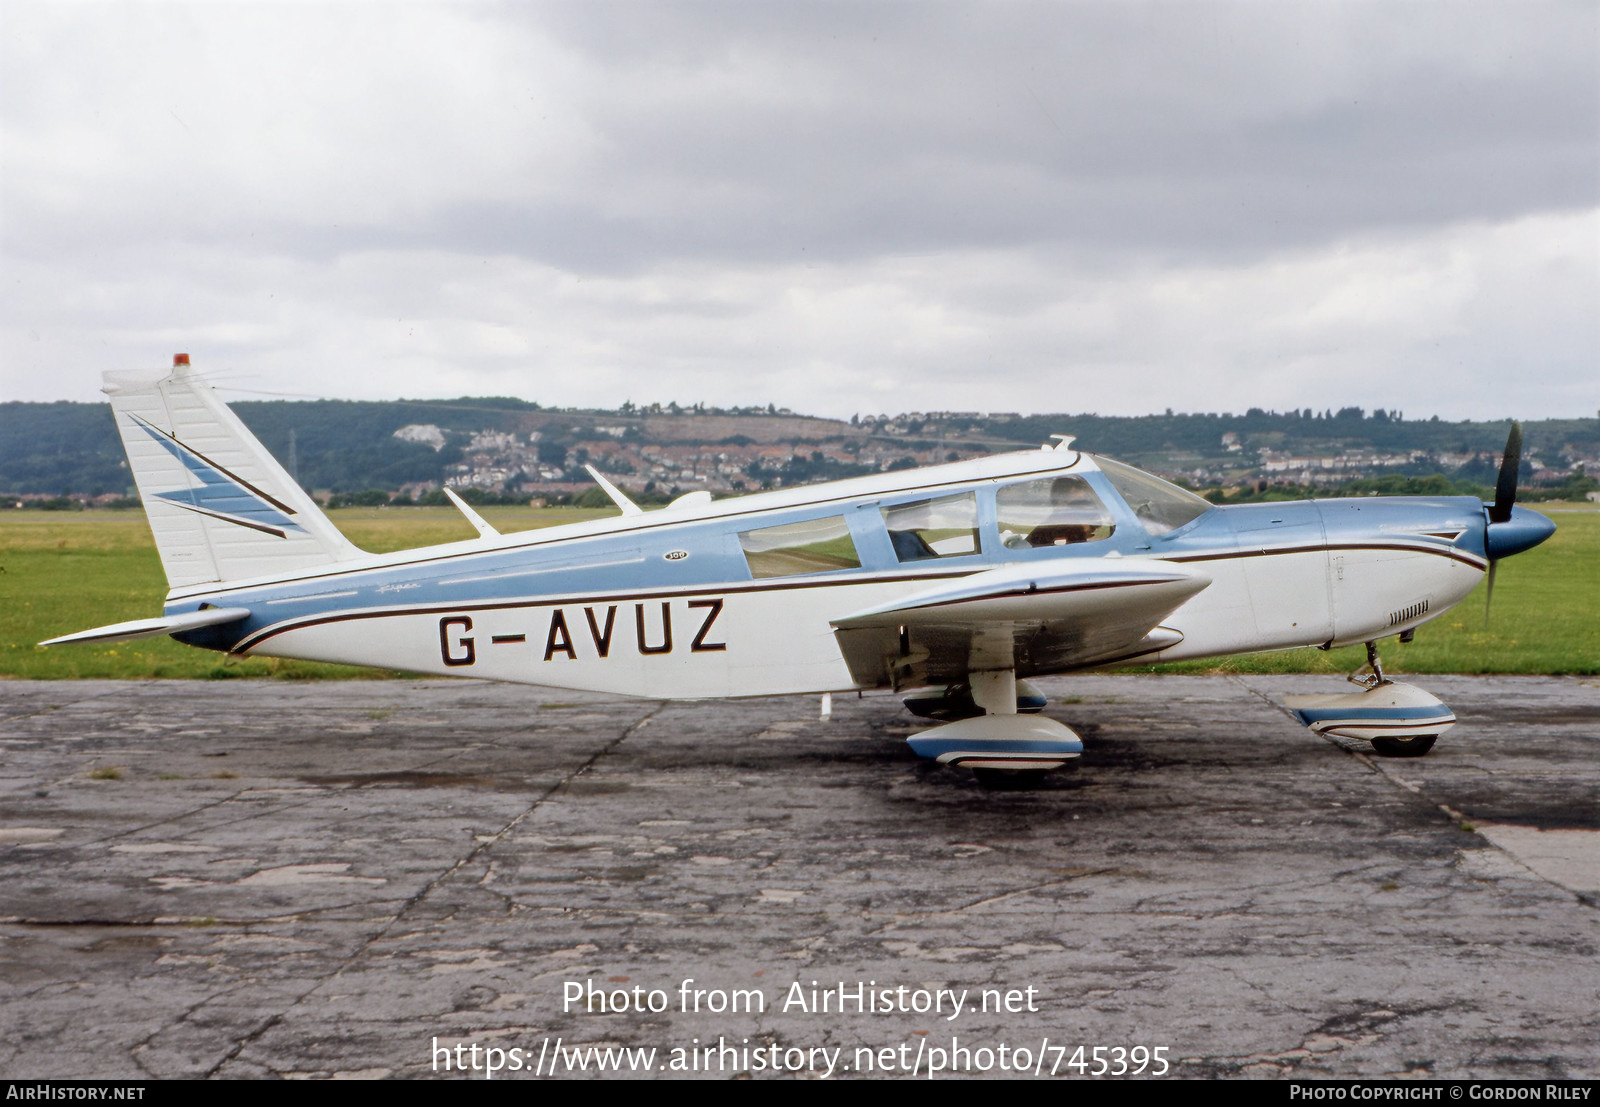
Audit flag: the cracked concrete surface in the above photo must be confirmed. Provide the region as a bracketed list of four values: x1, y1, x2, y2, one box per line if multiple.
[0, 675, 1594, 1079]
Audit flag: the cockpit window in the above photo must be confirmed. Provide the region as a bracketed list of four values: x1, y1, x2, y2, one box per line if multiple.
[1095, 457, 1211, 535]
[739, 515, 861, 578]
[996, 476, 1115, 548]
[881, 492, 981, 562]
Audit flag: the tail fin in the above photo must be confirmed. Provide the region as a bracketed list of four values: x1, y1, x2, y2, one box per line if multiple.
[105, 355, 365, 590]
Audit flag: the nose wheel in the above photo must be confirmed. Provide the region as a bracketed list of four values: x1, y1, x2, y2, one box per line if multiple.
[1282, 644, 1454, 759]
[1348, 641, 1441, 757]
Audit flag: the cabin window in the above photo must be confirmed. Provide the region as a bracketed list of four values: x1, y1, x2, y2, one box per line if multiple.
[996, 476, 1115, 548]
[739, 515, 862, 578]
[1096, 457, 1211, 535]
[880, 492, 981, 561]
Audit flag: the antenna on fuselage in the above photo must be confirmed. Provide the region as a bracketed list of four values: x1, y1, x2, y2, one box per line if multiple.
[584, 465, 644, 516]
[1043, 434, 1077, 452]
[442, 487, 501, 538]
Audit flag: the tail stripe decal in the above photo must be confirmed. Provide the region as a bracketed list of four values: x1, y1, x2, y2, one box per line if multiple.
[129, 413, 304, 537]
[160, 499, 288, 538]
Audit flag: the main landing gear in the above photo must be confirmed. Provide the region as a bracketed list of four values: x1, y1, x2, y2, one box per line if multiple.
[902, 670, 1082, 785]
[902, 679, 1048, 721]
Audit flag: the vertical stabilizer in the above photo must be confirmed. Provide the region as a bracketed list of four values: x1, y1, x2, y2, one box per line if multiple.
[104, 356, 366, 590]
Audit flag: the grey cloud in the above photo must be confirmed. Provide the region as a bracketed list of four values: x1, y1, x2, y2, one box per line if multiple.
[8, 2, 1593, 271]
[2, 1, 1595, 416]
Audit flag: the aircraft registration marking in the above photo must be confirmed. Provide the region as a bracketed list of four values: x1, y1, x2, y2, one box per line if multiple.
[436, 598, 728, 668]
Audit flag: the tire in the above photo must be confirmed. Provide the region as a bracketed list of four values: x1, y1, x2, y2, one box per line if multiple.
[903, 685, 982, 721]
[1369, 734, 1438, 758]
[973, 768, 1048, 790]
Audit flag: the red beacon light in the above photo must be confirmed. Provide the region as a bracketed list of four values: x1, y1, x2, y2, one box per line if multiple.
[173, 353, 190, 367]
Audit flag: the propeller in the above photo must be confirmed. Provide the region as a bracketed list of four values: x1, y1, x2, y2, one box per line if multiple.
[1484, 422, 1522, 624]
[1489, 422, 1521, 525]
[1484, 559, 1498, 626]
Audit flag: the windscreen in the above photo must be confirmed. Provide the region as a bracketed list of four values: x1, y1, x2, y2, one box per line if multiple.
[1095, 457, 1211, 535]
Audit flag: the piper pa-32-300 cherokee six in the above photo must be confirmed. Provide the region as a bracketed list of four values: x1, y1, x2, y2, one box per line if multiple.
[45, 357, 1555, 781]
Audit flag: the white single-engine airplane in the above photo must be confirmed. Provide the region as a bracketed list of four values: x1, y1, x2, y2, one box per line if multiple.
[46, 358, 1555, 781]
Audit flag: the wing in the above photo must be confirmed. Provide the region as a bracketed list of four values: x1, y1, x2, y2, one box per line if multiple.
[830, 559, 1209, 689]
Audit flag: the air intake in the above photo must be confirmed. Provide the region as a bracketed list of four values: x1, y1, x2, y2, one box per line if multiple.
[1388, 599, 1430, 627]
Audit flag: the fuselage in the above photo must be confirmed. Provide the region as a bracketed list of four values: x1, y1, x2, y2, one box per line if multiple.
[167, 449, 1500, 699]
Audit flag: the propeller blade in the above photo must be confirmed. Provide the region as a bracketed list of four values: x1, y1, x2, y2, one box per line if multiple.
[1490, 422, 1522, 524]
[1484, 559, 1498, 627]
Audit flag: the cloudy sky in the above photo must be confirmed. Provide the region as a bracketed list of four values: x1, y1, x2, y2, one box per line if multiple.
[2, 2, 1595, 420]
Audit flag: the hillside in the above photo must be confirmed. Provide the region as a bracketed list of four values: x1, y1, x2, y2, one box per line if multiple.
[2, 396, 1595, 501]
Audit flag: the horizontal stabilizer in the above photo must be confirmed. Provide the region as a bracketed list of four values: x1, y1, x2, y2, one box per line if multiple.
[41, 607, 251, 647]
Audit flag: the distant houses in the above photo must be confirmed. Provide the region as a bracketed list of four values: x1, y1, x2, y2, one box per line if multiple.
[5, 398, 1595, 502]
[372, 409, 1600, 501]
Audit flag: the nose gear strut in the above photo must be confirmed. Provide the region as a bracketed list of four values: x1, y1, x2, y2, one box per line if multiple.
[1348, 640, 1391, 689]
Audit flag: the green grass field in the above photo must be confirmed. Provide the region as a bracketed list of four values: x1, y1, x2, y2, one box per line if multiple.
[2, 504, 1595, 680]
[0, 506, 608, 680]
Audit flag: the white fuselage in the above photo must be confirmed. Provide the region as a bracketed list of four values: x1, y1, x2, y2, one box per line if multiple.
[175, 452, 1490, 698]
